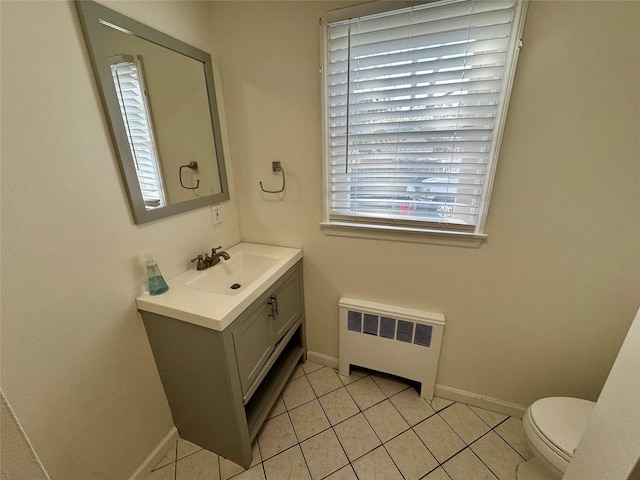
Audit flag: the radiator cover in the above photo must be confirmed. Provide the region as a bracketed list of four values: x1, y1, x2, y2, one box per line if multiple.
[338, 297, 445, 400]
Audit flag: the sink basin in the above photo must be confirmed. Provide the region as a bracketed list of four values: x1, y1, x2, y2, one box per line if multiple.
[186, 252, 279, 295]
[136, 242, 303, 331]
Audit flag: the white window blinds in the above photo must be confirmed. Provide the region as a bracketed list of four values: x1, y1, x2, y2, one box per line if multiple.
[325, 0, 526, 234]
[110, 56, 166, 209]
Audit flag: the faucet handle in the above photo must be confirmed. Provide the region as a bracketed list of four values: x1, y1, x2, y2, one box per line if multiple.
[190, 255, 207, 270]
[211, 246, 223, 254]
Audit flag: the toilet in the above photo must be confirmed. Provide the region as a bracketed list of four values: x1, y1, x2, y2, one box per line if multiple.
[517, 397, 595, 480]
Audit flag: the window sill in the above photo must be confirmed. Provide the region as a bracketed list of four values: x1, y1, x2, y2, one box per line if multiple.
[319, 221, 487, 248]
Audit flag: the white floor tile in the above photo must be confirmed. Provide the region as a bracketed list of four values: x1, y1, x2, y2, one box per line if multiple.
[333, 413, 381, 462]
[389, 387, 436, 426]
[220, 456, 244, 480]
[351, 446, 403, 480]
[262, 445, 311, 480]
[345, 376, 386, 410]
[231, 464, 265, 480]
[442, 448, 497, 480]
[306, 367, 343, 397]
[385, 429, 438, 480]
[439, 403, 491, 444]
[471, 431, 524, 480]
[220, 442, 261, 480]
[177, 438, 202, 460]
[301, 361, 324, 374]
[147, 464, 175, 480]
[257, 413, 298, 460]
[289, 399, 330, 442]
[494, 417, 534, 460]
[318, 387, 359, 426]
[429, 396, 454, 412]
[362, 399, 410, 443]
[289, 364, 305, 380]
[175, 449, 220, 480]
[324, 465, 358, 480]
[413, 413, 466, 463]
[337, 366, 369, 385]
[145, 364, 527, 480]
[300, 429, 349, 480]
[281, 376, 316, 410]
[152, 442, 176, 470]
[469, 405, 508, 428]
[371, 372, 410, 397]
[266, 396, 285, 419]
[422, 467, 452, 479]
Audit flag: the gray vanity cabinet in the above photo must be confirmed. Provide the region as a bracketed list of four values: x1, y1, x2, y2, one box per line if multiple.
[233, 267, 302, 396]
[233, 301, 275, 395]
[272, 271, 302, 340]
[140, 261, 306, 469]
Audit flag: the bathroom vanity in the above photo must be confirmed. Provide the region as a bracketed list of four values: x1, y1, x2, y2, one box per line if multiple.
[136, 243, 305, 468]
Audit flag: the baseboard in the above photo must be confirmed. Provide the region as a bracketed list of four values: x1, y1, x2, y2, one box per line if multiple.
[128, 427, 179, 480]
[307, 350, 339, 369]
[434, 384, 526, 418]
[309, 351, 526, 418]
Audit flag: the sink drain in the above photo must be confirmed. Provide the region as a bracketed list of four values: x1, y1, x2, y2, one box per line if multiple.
[230, 283, 241, 290]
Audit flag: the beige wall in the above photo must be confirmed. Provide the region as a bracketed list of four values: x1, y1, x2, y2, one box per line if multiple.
[0, 1, 241, 479]
[211, 0, 640, 408]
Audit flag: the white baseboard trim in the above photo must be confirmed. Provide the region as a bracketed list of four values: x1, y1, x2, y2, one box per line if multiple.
[308, 351, 527, 418]
[307, 350, 339, 369]
[128, 427, 179, 480]
[434, 385, 526, 418]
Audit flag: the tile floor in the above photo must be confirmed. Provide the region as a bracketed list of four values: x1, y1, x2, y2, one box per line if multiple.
[147, 361, 534, 480]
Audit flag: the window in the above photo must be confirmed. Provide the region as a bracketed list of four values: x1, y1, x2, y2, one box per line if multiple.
[321, 0, 527, 246]
[110, 55, 166, 209]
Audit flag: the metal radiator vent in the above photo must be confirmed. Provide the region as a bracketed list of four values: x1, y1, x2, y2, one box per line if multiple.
[339, 298, 445, 400]
[347, 310, 433, 348]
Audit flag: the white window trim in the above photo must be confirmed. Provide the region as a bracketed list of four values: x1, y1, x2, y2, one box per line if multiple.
[320, 0, 529, 247]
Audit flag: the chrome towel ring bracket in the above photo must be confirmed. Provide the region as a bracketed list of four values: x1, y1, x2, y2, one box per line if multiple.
[179, 161, 200, 189]
[259, 161, 286, 194]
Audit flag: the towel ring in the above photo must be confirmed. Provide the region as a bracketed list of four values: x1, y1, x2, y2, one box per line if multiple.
[179, 161, 199, 189]
[260, 161, 286, 194]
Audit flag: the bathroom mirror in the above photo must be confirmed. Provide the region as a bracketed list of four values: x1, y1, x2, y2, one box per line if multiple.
[76, 0, 229, 224]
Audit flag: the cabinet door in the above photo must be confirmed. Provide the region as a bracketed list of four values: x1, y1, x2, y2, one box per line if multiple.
[232, 301, 274, 394]
[272, 269, 302, 342]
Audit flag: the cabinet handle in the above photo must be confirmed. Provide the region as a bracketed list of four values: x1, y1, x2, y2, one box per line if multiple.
[269, 295, 278, 318]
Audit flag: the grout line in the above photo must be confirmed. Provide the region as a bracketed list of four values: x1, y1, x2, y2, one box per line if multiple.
[492, 418, 530, 462]
[339, 373, 409, 479]
[465, 438, 502, 480]
[311, 372, 368, 472]
[283, 402, 315, 479]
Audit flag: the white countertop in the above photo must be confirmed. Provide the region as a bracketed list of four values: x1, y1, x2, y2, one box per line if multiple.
[136, 242, 303, 331]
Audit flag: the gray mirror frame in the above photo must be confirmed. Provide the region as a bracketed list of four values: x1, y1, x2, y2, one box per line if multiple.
[76, 0, 230, 224]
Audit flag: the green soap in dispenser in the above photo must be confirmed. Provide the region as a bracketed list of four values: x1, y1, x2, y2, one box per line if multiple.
[145, 254, 169, 295]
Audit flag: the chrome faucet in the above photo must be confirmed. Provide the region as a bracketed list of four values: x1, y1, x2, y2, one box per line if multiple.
[191, 246, 230, 270]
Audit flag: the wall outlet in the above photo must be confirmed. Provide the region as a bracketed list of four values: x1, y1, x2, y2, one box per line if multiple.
[212, 204, 222, 224]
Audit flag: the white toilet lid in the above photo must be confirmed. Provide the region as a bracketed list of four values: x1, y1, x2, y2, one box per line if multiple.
[530, 397, 595, 457]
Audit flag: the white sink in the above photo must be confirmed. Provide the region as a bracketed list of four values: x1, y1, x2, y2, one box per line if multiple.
[136, 243, 302, 331]
[186, 252, 279, 295]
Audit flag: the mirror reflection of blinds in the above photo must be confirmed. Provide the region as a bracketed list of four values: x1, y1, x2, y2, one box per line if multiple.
[110, 55, 165, 208]
[327, 0, 523, 232]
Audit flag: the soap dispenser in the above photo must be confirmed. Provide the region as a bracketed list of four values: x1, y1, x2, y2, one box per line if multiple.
[145, 254, 169, 295]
